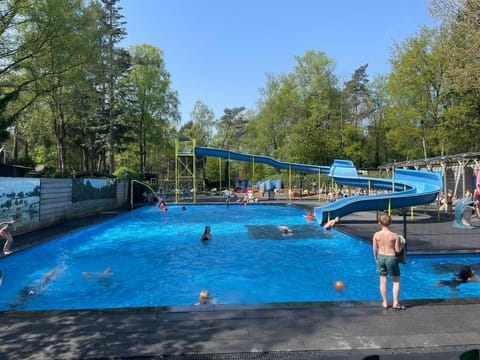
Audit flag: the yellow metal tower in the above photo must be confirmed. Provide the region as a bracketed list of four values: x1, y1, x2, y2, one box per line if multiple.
[175, 138, 196, 203]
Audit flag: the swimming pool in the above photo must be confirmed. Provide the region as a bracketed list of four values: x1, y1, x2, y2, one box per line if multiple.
[1, 204, 479, 311]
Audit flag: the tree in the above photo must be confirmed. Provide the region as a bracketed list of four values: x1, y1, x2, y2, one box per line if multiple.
[179, 100, 215, 146]
[123, 44, 180, 174]
[339, 64, 373, 167]
[0, 0, 75, 143]
[94, 0, 130, 174]
[364, 75, 389, 167]
[428, 0, 480, 153]
[387, 26, 450, 159]
[283, 50, 341, 166]
[13, 0, 102, 173]
[214, 107, 248, 151]
[343, 64, 371, 127]
[245, 73, 299, 159]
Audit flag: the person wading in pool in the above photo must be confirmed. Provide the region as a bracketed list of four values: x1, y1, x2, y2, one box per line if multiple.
[196, 290, 211, 305]
[200, 226, 211, 241]
[372, 214, 405, 310]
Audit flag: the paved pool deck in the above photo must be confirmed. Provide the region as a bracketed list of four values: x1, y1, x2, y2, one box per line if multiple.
[2, 200, 480, 359]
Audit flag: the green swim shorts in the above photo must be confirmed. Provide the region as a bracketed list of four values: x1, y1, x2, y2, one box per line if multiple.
[376, 254, 400, 277]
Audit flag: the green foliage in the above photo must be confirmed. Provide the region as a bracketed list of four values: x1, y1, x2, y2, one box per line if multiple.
[113, 166, 140, 181]
[123, 44, 180, 174]
[214, 107, 248, 151]
[9, 156, 35, 168]
[5, 0, 480, 182]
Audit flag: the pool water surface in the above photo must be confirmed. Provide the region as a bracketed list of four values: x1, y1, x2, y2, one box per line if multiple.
[0, 204, 479, 311]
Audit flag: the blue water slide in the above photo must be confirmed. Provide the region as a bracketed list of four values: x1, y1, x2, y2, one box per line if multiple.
[195, 147, 330, 174]
[194, 147, 443, 224]
[314, 160, 443, 223]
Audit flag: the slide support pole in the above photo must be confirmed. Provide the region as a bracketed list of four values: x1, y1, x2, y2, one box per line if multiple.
[228, 152, 231, 190]
[318, 169, 321, 201]
[289, 165, 292, 201]
[219, 158, 222, 193]
[252, 156, 255, 190]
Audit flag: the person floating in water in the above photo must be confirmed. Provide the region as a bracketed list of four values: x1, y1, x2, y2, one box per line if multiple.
[278, 225, 293, 237]
[436, 265, 479, 289]
[323, 216, 340, 231]
[82, 267, 113, 286]
[82, 267, 113, 278]
[10, 268, 57, 309]
[200, 226, 211, 241]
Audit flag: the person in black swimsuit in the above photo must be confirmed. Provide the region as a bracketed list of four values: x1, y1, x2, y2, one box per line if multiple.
[436, 265, 479, 289]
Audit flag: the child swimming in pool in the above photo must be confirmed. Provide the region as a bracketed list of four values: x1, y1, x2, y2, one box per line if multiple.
[10, 268, 57, 309]
[278, 225, 293, 237]
[196, 290, 211, 305]
[82, 267, 113, 286]
[82, 267, 113, 278]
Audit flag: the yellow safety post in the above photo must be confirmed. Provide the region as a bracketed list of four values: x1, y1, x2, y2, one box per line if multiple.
[228, 151, 231, 190]
[288, 165, 292, 201]
[219, 158, 222, 193]
[252, 156, 255, 191]
[318, 168, 321, 202]
[175, 140, 178, 203]
[193, 147, 196, 203]
[388, 198, 391, 215]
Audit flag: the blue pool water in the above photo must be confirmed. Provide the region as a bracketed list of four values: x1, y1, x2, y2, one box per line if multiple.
[0, 204, 479, 311]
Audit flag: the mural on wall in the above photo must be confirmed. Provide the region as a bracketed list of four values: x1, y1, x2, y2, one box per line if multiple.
[0, 178, 40, 222]
[72, 178, 116, 203]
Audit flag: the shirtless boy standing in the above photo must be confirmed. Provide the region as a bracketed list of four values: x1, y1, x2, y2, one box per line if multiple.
[372, 214, 405, 310]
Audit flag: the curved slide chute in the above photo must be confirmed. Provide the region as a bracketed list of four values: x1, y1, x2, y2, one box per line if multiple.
[194, 147, 443, 224]
[314, 160, 443, 223]
[195, 147, 330, 174]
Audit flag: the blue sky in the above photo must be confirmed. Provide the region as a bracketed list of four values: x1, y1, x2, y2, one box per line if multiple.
[119, 0, 438, 124]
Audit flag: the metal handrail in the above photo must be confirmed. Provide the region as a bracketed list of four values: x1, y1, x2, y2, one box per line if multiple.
[130, 180, 158, 210]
